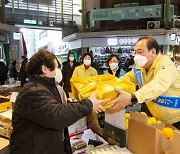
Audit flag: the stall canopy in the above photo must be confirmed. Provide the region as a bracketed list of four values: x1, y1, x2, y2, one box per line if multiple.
[0, 23, 20, 33]
[62, 29, 180, 50]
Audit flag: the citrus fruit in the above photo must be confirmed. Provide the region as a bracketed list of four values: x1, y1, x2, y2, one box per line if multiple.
[125, 113, 130, 119]
[149, 117, 157, 125]
[161, 127, 174, 139]
[140, 112, 147, 116]
[156, 120, 162, 124]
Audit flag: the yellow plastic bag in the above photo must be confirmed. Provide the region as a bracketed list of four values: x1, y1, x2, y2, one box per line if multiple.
[70, 73, 136, 109]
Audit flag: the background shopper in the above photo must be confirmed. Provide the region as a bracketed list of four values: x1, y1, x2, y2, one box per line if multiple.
[0, 59, 8, 85]
[123, 54, 134, 73]
[61, 51, 77, 98]
[9, 60, 18, 81]
[107, 54, 121, 77]
[72, 52, 98, 77]
[18, 56, 28, 87]
[89, 50, 99, 74]
[10, 49, 105, 154]
[107, 37, 180, 129]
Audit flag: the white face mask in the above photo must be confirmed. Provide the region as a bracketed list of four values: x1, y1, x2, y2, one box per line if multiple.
[55, 68, 62, 83]
[134, 55, 148, 67]
[109, 62, 118, 70]
[83, 59, 91, 66]
[69, 57, 74, 61]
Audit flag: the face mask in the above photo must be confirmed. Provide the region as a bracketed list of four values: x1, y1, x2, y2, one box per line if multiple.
[134, 55, 148, 67]
[109, 62, 118, 70]
[83, 59, 91, 66]
[55, 68, 62, 83]
[69, 57, 74, 61]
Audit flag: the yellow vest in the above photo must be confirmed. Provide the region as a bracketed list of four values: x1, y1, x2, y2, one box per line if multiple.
[72, 64, 98, 77]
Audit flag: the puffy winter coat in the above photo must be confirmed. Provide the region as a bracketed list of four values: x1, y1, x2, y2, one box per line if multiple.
[10, 75, 92, 154]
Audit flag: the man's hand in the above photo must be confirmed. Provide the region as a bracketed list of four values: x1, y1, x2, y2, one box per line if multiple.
[107, 87, 132, 110]
[88, 92, 106, 113]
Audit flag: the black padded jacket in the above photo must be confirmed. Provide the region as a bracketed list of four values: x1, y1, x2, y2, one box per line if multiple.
[10, 75, 92, 154]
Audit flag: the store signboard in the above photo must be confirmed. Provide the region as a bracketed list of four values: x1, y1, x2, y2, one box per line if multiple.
[23, 19, 37, 25]
[170, 33, 176, 41]
[13, 33, 20, 40]
[107, 38, 118, 46]
[176, 36, 180, 44]
[169, 33, 180, 45]
[107, 37, 139, 46]
[90, 5, 162, 21]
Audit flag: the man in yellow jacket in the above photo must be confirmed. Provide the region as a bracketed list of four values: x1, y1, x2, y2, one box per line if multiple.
[108, 37, 180, 129]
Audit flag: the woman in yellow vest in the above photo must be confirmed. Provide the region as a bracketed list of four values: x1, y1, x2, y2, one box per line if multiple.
[72, 52, 98, 77]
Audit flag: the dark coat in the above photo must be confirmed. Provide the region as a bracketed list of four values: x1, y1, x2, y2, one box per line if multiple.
[61, 61, 77, 97]
[18, 59, 27, 81]
[123, 57, 134, 73]
[91, 62, 99, 74]
[0, 61, 8, 77]
[108, 67, 121, 77]
[9, 64, 18, 80]
[10, 75, 92, 154]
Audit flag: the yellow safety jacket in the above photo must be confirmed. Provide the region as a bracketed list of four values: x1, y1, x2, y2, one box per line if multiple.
[121, 54, 180, 124]
[72, 64, 98, 77]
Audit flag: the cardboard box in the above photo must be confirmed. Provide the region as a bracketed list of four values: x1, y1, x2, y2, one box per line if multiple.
[104, 122, 126, 147]
[87, 111, 104, 137]
[127, 112, 172, 154]
[104, 110, 126, 147]
[0, 137, 9, 150]
[0, 111, 12, 138]
[171, 130, 180, 154]
[164, 130, 180, 154]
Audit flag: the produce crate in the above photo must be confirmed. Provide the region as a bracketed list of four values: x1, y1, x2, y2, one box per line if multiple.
[127, 112, 172, 154]
[0, 102, 12, 113]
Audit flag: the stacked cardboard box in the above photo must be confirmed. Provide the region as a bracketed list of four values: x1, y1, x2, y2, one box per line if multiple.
[0, 137, 9, 153]
[164, 130, 180, 154]
[87, 111, 104, 137]
[0, 110, 12, 138]
[127, 112, 180, 154]
[104, 110, 126, 147]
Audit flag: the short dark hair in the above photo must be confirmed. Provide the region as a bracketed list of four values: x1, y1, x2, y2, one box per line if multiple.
[107, 54, 120, 66]
[138, 37, 160, 54]
[11, 60, 16, 65]
[21, 56, 26, 59]
[26, 49, 56, 76]
[21, 56, 28, 63]
[82, 52, 93, 63]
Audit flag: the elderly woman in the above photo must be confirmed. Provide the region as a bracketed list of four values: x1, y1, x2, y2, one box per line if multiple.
[10, 49, 104, 154]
